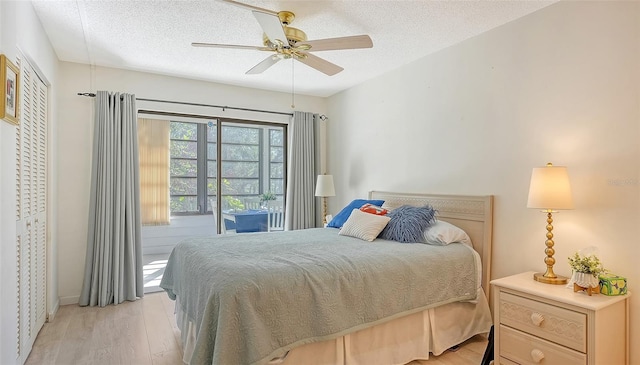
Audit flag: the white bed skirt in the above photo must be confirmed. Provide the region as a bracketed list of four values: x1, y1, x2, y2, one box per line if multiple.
[174, 289, 492, 365]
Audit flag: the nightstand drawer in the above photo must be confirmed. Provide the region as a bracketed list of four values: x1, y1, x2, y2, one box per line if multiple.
[500, 325, 586, 365]
[499, 292, 586, 352]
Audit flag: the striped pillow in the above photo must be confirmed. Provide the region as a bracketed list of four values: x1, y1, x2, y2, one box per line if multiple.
[339, 209, 391, 242]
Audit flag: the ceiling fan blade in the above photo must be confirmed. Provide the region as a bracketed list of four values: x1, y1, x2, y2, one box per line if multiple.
[300, 35, 373, 52]
[252, 11, 289, 47]
[296, 53, 344, 76]
[220, 0, 278, 15]
[192, 42, 271, 51]
[246, 55, 281, 74]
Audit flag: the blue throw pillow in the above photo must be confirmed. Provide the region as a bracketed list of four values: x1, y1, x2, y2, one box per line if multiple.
[379, 205, 437, 243]
[327, 199, 385, 228]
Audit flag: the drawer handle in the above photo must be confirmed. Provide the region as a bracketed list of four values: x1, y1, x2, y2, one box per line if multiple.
[531, 349, 545, 363]
[530, 312, 544, 326]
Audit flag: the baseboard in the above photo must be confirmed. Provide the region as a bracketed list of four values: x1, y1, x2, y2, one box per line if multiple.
[47, 299, 60, 322]
[59, 295, 80, 306]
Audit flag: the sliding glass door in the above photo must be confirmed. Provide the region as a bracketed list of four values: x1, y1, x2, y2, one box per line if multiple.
[169, 118, 286, 233]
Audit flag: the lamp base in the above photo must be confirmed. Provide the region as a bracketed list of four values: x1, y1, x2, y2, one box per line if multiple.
[533, 272, 568, 285]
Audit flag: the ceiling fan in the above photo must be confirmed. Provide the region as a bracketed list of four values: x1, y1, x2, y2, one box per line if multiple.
[192, 0, 373, 76]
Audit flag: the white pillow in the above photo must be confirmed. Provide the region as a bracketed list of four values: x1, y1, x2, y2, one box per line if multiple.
[423, 220, 471, 246]
[339, 209, 391, 242]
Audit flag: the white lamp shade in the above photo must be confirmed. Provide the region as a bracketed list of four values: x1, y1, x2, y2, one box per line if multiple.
[315, 175, 335, 197]
[527, 164, 574, 210]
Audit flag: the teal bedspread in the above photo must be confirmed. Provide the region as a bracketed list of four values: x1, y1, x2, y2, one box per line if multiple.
[160, 228, 478, 365]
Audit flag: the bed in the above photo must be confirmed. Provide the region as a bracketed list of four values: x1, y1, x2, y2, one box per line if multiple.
[160, 191, 494, 365]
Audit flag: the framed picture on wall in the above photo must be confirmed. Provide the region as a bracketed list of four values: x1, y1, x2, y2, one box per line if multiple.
[0, 54, 20, 125]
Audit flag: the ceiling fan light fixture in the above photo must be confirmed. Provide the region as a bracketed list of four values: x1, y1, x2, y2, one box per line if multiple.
[264, 38, 285, 49]
[198, 0, 374, 76]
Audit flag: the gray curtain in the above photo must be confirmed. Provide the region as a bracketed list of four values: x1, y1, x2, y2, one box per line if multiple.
[285, 111, 316, 230]
[80, 91, 143, 307]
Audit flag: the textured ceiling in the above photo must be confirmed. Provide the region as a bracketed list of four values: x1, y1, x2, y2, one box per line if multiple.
[30, 0, 555, 97]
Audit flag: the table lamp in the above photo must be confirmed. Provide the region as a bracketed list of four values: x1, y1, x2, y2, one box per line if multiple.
[527, 163, 574, 285]
[315, 174, 335, 225]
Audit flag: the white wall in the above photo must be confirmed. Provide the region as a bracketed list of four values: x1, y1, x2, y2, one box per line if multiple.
[327, 1, 639, 363]
[56, 62, 327, 304]
[0, 1, 59, 363]
[0, 3, 19, 363]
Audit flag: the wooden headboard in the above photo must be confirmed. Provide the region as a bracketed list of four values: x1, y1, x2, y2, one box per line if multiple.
[369, 191, 494, 296]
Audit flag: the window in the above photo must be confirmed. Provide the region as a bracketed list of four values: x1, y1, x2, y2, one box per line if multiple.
[269, 129, 285, 198]
[220, 124, 260, 207]
[170, 121, 200, 213]
[169, 119, 286, 215]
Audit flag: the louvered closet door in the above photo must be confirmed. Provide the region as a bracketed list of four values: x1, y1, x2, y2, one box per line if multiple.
[15, 58, 48, 365]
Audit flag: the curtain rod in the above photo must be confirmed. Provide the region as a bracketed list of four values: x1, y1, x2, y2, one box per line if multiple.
[76, 92, 298, 117]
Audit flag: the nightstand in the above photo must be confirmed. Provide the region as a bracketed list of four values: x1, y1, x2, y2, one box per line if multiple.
[491, 272, 630, 365]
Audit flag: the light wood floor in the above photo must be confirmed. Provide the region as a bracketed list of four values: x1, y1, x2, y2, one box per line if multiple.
[26, 292, 489, 365]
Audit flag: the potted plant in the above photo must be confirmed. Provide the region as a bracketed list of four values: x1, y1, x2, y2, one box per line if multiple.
[260, 191, 277, 203]
[568, 252, 606, 291]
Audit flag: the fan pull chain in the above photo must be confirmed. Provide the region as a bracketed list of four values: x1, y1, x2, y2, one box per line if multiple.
[291, 58, 295, 109]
